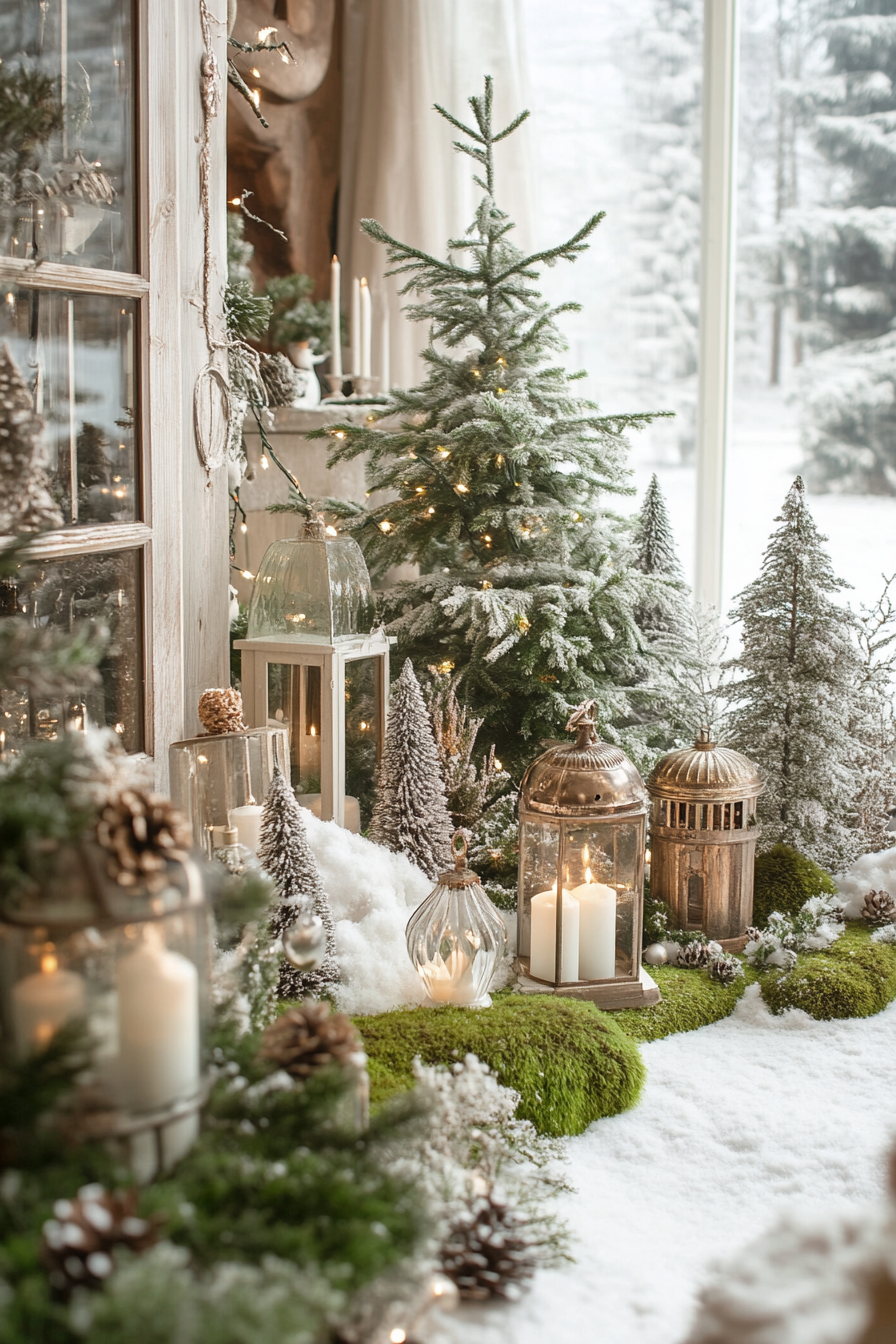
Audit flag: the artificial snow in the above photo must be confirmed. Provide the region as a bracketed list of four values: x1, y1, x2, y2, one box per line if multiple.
[836, 844, 896, 918]
[301, 810, 432, 1015]
[435, 984, 896, 1344]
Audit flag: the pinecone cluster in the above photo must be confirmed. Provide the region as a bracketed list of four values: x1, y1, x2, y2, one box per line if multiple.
[678, 939, 713, 969]
[861, 890, 896, 927]
[95, 789, 191, 889]
[709, 952, 744, 985]
[42, 1184, 158, 1299]
[258, 1001, 362, 1079]
[198, 687, 245, 735]
[440, 1190, 541, 1301]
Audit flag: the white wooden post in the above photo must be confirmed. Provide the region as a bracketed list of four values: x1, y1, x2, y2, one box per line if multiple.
[696, 0, 739, 610]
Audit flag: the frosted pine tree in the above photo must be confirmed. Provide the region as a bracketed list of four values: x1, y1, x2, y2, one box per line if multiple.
[257, 766, 339, 999]
[632, 474, 689, 638]
[726, 478, 863, 871]
[313, 78, 665, 771]
[849, 575, 896, 852]
[651, 603, 732, 745]
[0, 344, 63, 533]
[370, 659, 453, 879]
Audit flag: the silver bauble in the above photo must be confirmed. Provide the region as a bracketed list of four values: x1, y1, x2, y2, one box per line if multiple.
[642, 942, 668, 967]
[282, 914, 326, 970]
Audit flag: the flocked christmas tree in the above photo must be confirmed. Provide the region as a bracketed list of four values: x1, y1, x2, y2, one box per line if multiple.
[0, 343, 63, 534]
[257, 766, 339, 998]
[632, 473, 689, 638]
[726, 477, 864, 871]
[370, 658, 454, 879]
[315, 78, 667, 770]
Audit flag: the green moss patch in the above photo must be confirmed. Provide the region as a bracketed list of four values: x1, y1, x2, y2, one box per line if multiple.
[753, 844, 836, 926]
[614, 963, 751, 1044]
[760, 923, 896, 1020]
[355, 994, 645, 1137]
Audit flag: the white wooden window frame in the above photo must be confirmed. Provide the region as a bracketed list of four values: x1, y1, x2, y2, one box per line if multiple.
[0, 1, 231, 790]
[696, 0, 739, 610]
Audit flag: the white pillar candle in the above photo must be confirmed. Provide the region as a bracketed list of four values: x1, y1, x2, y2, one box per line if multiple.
[360, 278, 372, 378]
[380, 304, 390, 392]
[330, 255, 342, 378]
[571, 872, 617, 980]
[350, 276, 361, 376]
[424, 949, 478, 1005]
[229, 803, 264, 852]
[529, 886, 579, 983]
[117, 932, 200, 1170]
[12, 952, 86, 1057]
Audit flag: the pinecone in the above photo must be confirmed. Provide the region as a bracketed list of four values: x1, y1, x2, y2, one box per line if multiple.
[198, 687, 245, 735]
[440, 1190, 541, 1301]
[258, 1001, 362, 1079]
[42, 1184, 159, 1299]
[678, 939, 713, 969]
[861, 890, 896, 926]
[95, 788, 191, 889]
[708, 953, 744, 985]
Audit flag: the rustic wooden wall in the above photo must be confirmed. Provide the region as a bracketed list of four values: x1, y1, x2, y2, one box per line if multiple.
[226, 0, 342, 297]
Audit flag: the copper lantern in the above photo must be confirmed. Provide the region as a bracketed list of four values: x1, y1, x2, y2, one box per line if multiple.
[646, 731, 763, 950]
[515, 702, 660, 1009]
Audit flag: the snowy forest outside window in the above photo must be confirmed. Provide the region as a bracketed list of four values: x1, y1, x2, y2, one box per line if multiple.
[0, 0, 146, 756]
[521, 0, 896, 617]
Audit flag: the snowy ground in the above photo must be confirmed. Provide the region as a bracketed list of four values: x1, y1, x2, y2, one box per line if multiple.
[437, 986, 896, 1344]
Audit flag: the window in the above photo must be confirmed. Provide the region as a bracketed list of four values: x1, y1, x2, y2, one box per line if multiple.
[0, 0, 230, 782]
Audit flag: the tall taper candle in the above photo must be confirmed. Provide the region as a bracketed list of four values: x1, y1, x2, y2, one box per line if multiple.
[360, 278, 372, 378]
[351, 276, 361, 376]
[380, 303, 390, 393]
[330, 255, 342, 378]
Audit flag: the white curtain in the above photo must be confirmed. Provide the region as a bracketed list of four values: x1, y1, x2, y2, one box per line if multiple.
[339, 0, 534, 391]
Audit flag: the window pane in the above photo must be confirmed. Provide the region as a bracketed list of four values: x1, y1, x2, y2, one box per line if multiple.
[345, 656, 380, 830]
[0, 547, 143, 755]
[731, 0, 896, 614]
[0, 0, 135, 271]
[1, 288, 137, 526]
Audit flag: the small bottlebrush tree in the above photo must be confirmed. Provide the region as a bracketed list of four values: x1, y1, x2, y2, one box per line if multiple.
[726, 477, 864, 871]
[314, 78, 669, 770]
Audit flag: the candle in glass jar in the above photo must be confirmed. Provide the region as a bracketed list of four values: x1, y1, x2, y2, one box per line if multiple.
[423, 948, 478, 1004]
[117, 931, 200, 1168]
[360, 278, 372, 378]
[330, 255, 342, 378]
[229, 803, 264, 852]
[571, 869, 617, 980]
[530, 885, 579, 982]
[12, 951, 86, 1057]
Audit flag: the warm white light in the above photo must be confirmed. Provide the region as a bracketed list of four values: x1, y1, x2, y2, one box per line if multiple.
[241, 569, 254, 580]
[390, 1332, 406, 1344]
[325, 524, 338, 536]
[250, 89, 261, 107]
[455, 483, 469, 494]
[230, 197, 241, 206]
[379, 520, 392, 533]
[240, 522, 248, 534]
[197, 755, 208, 764]
[494, 759, 502, 770]
[334, 430, 346, 440]
[438, 448, 450, 459]
[258, 25, 277, 40]
[114, 722, 125, 735]
[251, 67, 260, 77]
[360, 721, 368, 730]
[310, 725, 317, 737]
[427, 507, 435, 515]
[260, 454, 269, 469]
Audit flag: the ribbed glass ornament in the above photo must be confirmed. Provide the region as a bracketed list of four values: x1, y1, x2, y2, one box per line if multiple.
[405, 834, 507, 1008]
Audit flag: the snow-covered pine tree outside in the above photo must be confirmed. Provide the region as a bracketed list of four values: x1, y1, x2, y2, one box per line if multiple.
[313, 77, 672, 772]
[256, 766, 339, 999]
[726, 476, 865, 871]
[850, 573, 896, 853]
[370, 658, 454, 880]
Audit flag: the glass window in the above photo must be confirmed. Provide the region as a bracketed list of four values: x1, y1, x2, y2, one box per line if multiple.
[0, 0, 135, 271]
[0, 287, 137, 525]
[344, 656, 381, 829]
[0, 546, 144, 756]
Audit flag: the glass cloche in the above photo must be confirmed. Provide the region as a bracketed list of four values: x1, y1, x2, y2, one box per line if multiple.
[247, 515, 376, 642]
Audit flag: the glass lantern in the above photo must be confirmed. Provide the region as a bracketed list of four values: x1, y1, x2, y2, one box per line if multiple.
[0, 843, 210, 1182]
[406, 833, 507, 1008]
[516, 702, 660, 1009]
[169, 726, 289, 855]
[234, 516, 393, 832]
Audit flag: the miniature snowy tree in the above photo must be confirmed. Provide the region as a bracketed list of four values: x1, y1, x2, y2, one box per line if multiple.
[651, 603, 732, 746]
[0, 344, 63, 534]
[726, 478, 864, 871]
[849, 574, 896, 852]
[257, 766, 339, 999]
[314, 78, 665, 770]
[370, 659, 454, 879]
[632, 473, 690, 639]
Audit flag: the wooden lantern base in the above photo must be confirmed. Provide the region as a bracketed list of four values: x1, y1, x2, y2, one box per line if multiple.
[513, 960, 662, 1009]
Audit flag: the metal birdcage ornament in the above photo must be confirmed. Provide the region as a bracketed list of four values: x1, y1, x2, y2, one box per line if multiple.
[235, 515, 393, 832]
[406, 833, 507, 1008]
[646, 730, 763, 950]
[515, 702, 660, 1009]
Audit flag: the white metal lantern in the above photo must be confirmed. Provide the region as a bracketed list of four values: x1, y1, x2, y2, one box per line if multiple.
[235, 516, 392, 831]
[516, 702, 660, 1009]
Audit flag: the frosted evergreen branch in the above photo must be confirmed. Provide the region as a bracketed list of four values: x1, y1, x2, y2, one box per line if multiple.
[433, 102, 484, 144]
[493, 109, 531, 142]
